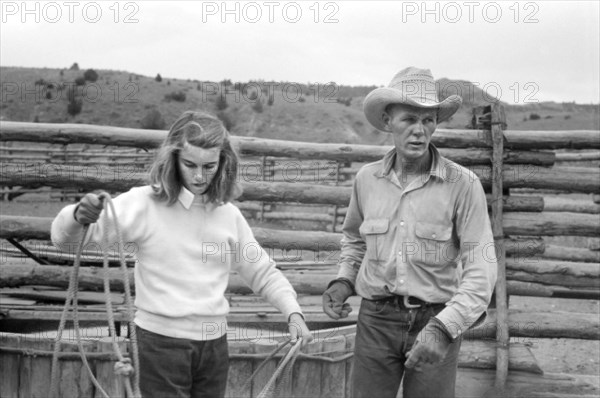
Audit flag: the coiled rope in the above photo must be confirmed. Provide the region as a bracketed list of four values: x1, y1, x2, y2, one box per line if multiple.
[49, 192, 141, 398]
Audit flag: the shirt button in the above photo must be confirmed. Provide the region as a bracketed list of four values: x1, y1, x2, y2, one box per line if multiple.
[400, 280, 405, 284]
[398, 251, 402, 256]
[432, 233, 436, 238]
[400, 221, 405, 226]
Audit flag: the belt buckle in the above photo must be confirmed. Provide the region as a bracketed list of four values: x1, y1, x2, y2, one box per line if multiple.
[403, 295, 422, 309]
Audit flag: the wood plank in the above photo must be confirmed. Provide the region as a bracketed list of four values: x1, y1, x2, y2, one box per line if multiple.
[543, 245, 600, 263]
[293, 339, 322, 398]
[0, 333, 21, 398]
[95, 337, 126, 398]
[320, 335, 346, 398]
[226, 341, 253, 398]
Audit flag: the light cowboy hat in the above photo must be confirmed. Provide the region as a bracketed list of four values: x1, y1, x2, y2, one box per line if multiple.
[363, 67, 462, 131]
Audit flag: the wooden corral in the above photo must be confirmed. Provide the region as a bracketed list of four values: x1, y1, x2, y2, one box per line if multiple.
[1, 117, 599, 397]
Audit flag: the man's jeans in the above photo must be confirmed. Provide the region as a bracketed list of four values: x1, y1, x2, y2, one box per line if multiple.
[137, 326, 229, 398]
[352, 298, 462, 398]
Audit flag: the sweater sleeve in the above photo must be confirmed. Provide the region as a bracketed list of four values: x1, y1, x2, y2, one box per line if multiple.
[230, 207, 302, 320]
[51, 187, 150, 254]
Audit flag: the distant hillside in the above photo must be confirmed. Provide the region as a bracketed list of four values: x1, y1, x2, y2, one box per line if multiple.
[0, 66, 597, 146]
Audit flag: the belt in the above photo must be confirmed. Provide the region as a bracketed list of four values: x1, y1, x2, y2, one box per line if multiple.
[368, 295, 445, 309]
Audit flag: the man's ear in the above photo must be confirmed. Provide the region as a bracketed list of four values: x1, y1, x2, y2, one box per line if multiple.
[381, 111, 392, 132]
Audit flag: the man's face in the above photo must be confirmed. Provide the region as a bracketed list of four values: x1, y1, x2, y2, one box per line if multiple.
[384, 104, 437, 162]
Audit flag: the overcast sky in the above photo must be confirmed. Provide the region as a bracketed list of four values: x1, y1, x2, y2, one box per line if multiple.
[1, 0, 599, 104]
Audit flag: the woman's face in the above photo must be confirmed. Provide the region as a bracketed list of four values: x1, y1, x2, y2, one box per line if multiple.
[177, 142, 221, 195]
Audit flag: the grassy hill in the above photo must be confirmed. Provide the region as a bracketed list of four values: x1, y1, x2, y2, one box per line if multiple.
[0, 66, 597, 146]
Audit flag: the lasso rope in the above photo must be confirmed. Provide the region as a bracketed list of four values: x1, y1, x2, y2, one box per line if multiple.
[256, 337, 303, 398]
[49, 192, 141, 398]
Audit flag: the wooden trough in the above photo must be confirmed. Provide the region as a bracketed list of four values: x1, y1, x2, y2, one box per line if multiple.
[1, 325, 597, 398]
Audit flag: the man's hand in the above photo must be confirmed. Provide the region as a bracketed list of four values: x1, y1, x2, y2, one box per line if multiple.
[405, 317, 452, 372]
[288, 313, 313, 348]
[74, 193, 104, 225]
[322, 280, 353, 320]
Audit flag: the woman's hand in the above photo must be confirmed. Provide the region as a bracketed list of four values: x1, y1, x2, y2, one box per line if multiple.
[288, 313, 313, 348]
[74, 193, 104, 224]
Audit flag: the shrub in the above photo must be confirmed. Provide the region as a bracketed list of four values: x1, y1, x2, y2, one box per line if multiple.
[529, 113, 541, 120]
[67, 99, 82, 116]
[298, 96, 306, 103]
[564, 115, 571, 120]
[252, 99, 264, 113]
[155, 73, 162, 82]
[140, 109, 166, 130]
[248, 90, 258, 101]
[216, 94, 228, 110]
[216, 111, 235, 131]
[83, 69, 99, 82]
[34, 78, 46, 86]
[164, 91, 186, 102]
[69, 62, 79, 71]
[75, 76, 86, 86]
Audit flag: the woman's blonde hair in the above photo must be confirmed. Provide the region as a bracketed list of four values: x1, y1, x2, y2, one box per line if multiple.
[149, 111, 241, 205]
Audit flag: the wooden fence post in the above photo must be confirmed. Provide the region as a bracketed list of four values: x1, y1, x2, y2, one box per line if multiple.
[491, 103, 509, 391]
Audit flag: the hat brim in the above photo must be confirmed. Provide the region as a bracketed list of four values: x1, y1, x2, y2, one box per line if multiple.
[363, 88, 462, 131]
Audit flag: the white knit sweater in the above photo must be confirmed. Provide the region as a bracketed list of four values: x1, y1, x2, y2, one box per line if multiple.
[51, 186, 302, 340]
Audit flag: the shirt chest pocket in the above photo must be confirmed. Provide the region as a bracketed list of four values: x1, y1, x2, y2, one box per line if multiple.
[359, 218, 390, 264]
[414, 222, 456, 265]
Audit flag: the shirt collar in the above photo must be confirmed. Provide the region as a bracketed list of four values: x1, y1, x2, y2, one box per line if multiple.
[375, 143, 446, 180]
[178, 186, 210, 210]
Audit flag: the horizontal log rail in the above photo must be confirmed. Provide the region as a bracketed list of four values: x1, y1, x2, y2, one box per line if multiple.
[0, 215, 546, 254]
[542, 245, 600, 263]
[1, 164, 598, 202]
[4, 254, 597, 296]
[1, 122, 598, 155]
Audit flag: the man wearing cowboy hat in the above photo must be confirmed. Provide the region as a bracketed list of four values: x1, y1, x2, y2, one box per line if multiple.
[322, 67, 497, 398]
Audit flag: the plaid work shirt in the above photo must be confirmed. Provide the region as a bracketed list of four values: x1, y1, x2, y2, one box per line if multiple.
[337, 145, 497, 339]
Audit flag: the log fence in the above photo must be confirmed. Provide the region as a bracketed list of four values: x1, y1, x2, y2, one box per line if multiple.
[1, 116, 599, 396]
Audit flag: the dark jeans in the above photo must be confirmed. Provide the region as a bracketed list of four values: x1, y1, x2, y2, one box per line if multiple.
[136, 326, 229, 398]
[352, 298, 462, 398]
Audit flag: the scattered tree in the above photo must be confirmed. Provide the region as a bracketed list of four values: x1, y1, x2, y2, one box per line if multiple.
[216, 94, 228, 110]
[164, 91, 186, 102]
[83, 69, 99, 82]
[155, 73, 162, 82]
[529, 113, 541, 120]
[69, 62, 80, 71]
[140, 109, 166, 130]
[67, 98, 82, 116]
[252, 99, 264, 113]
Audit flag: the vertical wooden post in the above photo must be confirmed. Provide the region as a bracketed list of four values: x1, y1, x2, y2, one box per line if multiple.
[491, 103, 509, 389]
